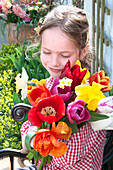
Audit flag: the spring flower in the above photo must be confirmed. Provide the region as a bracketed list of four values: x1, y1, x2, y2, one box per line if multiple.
[1, 0, 12, 9]
[28, 95, 65, 127]
[75, 82, 105, 111]
[15, 67, 28, 100]
[23, 16, 31, 23]
[58, 77, 72, 89]
[12, 4, 26, 18]
[89, 70, 112, 93]
[27, 79, 46, 94]
[60, 60, 87, 91]
[98, 96, 113, 113]
[1, 0, 12, 14]
[66, 100, 91, 124]
[50, 78, 72, 102]
[33, 122, 72, 157]
[76, 60, 90, 84]
[27, 85, 51, 106]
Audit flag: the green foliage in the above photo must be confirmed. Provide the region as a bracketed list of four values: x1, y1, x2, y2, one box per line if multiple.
[0, 43, 49, 149]
[0, 44, 21, 70]
[0, 43, 49, 80]
[0, 69, 23, 149]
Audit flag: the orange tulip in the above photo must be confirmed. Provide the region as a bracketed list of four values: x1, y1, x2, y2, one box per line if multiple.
[33, 122, 72, 157]
[51, 122, 72, 139]
[89, 70, 112, 93]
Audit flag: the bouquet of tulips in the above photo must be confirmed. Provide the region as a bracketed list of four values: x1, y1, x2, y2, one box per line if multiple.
[15, 60, 113, 169]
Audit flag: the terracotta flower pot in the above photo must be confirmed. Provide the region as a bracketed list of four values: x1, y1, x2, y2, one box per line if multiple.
[6, 23, 38, 44]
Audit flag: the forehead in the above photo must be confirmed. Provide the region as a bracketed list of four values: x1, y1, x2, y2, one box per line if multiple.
[41, 27, 77, 52]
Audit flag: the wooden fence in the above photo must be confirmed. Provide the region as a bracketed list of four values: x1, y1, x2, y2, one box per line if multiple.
[91, 0, 110, 74]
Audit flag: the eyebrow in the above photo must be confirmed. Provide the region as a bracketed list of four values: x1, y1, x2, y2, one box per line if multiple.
[42, 47, 75, 53]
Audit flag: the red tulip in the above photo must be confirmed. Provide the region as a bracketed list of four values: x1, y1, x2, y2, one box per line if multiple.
[60, 60, 87, 91]
[28, 95, 65, 127]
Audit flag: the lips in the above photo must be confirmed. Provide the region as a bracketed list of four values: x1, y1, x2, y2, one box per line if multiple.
[49, 67, 63, 73]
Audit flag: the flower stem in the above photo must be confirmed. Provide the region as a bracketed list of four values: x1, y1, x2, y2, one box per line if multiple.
[38, 156, 47, 170]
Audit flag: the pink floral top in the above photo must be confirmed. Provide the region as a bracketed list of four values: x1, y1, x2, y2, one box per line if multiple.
[21, 76, 106, 170]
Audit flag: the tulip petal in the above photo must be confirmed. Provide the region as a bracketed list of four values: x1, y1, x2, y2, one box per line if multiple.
[51, 122, 72, 139]
[50, 141, 67, 157]
[28, 107, 43, 127]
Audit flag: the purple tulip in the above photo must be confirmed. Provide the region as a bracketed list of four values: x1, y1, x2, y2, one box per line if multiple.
[50, 78, 72, 102]
[66, 100, 91, 124]
[98, 96, 113, 113]
[23, 17, 31, 23]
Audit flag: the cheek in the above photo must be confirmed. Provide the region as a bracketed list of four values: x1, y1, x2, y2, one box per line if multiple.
[40, 53, 46, 66]
[70, 51, 80, 67]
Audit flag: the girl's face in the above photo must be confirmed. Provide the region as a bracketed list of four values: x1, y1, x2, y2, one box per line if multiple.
[40, 27, 81, 78]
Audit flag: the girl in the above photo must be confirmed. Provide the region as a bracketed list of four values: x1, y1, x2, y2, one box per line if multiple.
[17, 5, 106, 170]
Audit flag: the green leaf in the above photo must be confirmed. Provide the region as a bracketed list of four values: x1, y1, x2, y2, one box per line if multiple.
[13, 92, 21, 105]
[89, 111, 109, 122]
[60, 116, 78, 133]
[0, 58, 11, 63]
[25, 132, 36, 153]
[109, 86, 113, 96]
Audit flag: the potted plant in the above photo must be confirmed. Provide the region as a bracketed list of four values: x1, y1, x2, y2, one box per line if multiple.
[0, 0, 56, 44]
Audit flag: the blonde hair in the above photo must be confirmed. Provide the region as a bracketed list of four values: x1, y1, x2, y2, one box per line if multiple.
[38, 5, 89, 49]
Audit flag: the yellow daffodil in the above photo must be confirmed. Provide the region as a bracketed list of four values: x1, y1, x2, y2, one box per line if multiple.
[76, 60, 81, 67]
[32, 79, 46, 87]
[75, 60, 90, 84]
[75, 82, 105, 111]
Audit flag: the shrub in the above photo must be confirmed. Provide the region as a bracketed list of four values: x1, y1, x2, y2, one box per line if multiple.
[0, 69, 23, 149]
[0, 43, 49, 149]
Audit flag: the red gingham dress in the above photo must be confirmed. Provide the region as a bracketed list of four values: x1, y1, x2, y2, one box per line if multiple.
[21, 77, 106, 170]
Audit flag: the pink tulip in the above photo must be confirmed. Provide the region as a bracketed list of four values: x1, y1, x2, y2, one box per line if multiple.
[50, 78, 72, 102]
[66, 100, 91, 124]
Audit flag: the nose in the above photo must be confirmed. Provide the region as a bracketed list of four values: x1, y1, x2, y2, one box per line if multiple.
[51, 54, 60, 67]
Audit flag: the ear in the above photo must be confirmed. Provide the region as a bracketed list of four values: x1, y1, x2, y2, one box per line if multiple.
[80, 44, 89, 60]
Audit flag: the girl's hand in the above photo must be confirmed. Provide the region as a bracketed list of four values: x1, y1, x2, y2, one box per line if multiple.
[21, 125, 37, 153]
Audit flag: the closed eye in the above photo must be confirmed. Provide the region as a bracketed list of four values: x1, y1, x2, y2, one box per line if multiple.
[61, 54, 70, 58]
[43, 51, 51, 55]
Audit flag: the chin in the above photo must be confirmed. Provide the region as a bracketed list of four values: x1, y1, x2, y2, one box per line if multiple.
[50, 72, 61, 78]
